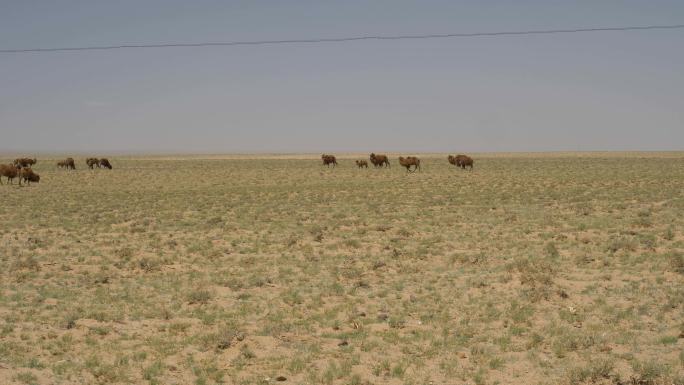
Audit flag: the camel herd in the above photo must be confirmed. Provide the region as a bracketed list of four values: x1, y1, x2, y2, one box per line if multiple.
[55, 157, 113, 170]
[2, 153, 474, 186]
[330, 153, 474, 173]
[85, 158, 113, 170]
[0, 156, 114, 186]
[0, 158, 41, 186]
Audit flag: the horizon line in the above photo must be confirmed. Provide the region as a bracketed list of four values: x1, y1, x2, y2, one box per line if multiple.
[1, 149, 682, 158]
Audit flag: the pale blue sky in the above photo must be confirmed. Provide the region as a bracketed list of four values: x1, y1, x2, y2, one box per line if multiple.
[1, 1, 683, 153]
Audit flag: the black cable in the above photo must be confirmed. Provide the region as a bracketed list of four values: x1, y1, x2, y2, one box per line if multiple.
[1, 24, 683, 54]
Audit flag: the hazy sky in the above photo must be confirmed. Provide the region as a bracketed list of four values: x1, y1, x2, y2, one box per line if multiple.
[1, 1, 683, 153]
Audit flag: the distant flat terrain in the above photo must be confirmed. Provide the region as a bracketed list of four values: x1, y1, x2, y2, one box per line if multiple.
[1, 153, 683, 385]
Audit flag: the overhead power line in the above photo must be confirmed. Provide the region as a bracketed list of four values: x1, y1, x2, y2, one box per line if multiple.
[1, 24, 683, 54]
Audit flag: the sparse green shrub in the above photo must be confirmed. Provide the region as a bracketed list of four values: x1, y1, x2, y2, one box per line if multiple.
[13, 372, 38, 385]
[667, 252, 684, 274]
[631, 360, 672, 385]
[564, 359, 614, 384]
[545, 242, 560, 259]
[11, 255, 40, 272]
[187, 289, 212, 304]
[143, 360, 164, 384]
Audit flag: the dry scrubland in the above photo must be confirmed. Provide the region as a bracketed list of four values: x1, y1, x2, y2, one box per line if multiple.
[1, 153, 683, 385]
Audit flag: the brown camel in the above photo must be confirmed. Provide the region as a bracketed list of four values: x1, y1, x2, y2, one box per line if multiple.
[58, 157, 76, 170]
[455, 154, 474, 170]
[99, 158, 113, 169]
[13, 158, 36, 168]
[398, 156, 421, 172]
[0, 164, 19, 184]
[19, 168, 40, 186]
[369, 153, 390, 168]
[321, 154, 337, 168]
[86, 158, 100, 169]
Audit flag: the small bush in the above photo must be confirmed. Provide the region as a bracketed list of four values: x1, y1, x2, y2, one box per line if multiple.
[187, 289, 212, 304]
[545, 242, 560, 259]
[667, 252, 684, 274]
[564, 359, 614, 384]
[13, 372, 38, 385]
[11, 255, 40, 272]
[631, 360, 671, 385]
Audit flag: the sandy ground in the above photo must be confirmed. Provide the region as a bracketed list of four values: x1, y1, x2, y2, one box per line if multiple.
[0, 152, 682, 385]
